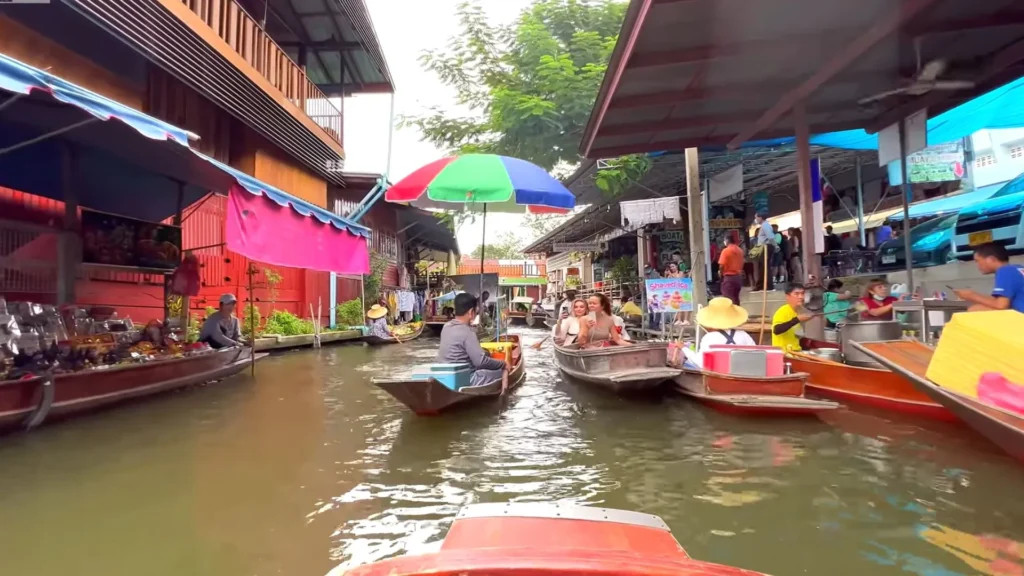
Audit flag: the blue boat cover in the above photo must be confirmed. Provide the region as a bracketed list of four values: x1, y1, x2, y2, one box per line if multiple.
[0, 52, 195, 146]
[887, 182, 1006, 222]
[196, 152, 370, 237]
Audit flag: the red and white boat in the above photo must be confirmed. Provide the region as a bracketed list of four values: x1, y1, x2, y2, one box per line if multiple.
[343, 502, 772, 576]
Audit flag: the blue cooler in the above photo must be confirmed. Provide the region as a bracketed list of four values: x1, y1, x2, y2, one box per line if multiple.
[413, 363, 473, 391]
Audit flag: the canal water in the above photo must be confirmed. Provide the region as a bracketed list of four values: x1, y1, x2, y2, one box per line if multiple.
[1, 328, 1023, 576]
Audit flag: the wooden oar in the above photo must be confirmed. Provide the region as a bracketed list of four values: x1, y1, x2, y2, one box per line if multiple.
[529, 336, 550, 350]
[788, 350, 845, 366]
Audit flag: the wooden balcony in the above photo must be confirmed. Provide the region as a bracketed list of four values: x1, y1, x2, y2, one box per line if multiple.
[178, 0, 342, 146]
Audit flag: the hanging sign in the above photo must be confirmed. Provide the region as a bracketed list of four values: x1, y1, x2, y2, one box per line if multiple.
[645, 278, 694, 313]
[553, 242, 601, 253]
[753, 191, 769, 215]
[709, 218, 743, 229]
[81, 209, 182, 270]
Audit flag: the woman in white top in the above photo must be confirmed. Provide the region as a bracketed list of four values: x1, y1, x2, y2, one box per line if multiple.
[552, 298, 587, 345]
[682, 297, 756, 368]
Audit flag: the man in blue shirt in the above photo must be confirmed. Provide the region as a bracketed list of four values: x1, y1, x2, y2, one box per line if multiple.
[955, 243, 1024, 313]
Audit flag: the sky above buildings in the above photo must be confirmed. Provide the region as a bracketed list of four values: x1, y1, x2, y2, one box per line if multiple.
[342, 0, 537, 254]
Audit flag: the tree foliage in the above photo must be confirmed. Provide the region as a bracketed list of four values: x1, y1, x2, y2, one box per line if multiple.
[404, 0, 627, 171]
[594, 154, 652, 198]
[523, 213, 572, 240]
[469, 231, 525, 260]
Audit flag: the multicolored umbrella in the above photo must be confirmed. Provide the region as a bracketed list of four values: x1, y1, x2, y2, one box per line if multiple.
[385, 154, 575, 214]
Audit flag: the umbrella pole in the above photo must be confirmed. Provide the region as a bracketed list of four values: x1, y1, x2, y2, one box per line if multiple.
[480, 204, 487, 337]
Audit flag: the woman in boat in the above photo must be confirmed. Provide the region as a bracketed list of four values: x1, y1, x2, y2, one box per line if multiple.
[822, 278, 855, 328]
[552, 298, 587, 345]
[578, 293, 632, 348]
[860, 279, 899, 321]
[366, 304, 392, 338]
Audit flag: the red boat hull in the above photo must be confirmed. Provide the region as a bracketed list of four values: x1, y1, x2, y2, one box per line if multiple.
[344, 503, 770, 576]
[673, 368, 838, 417]
[0, 346, 258, 432]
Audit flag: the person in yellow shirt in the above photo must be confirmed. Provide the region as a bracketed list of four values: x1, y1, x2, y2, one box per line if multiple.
[772, 282, 813, 351]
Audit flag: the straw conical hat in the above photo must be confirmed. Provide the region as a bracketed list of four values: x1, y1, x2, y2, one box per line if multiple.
[696, 297, 749, 330]
[366, 304, 387, 320]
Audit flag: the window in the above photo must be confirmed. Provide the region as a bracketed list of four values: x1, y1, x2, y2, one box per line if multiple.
[975, 154, 997, 168]
[372, 229, 400, 261]
[1011, 146, 1024, 160]
[332, 198, 359, 217]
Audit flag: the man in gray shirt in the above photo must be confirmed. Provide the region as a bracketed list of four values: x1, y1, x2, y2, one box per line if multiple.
[199, 293, 244, 349]
[437, 292, 507, 388]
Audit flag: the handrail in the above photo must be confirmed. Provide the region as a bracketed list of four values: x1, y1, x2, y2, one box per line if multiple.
[179, 0, 343, 146]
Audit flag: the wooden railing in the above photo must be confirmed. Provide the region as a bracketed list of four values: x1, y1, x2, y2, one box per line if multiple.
[179, 0, 343, 146]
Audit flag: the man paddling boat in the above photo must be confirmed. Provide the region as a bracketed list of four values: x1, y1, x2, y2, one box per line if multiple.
[438, 293, 509, 389]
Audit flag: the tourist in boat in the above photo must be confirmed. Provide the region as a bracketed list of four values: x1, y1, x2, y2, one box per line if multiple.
[552, 298, 587, 345]
[438, 293, 508, 387]
[772, 282, 813, 351]
[199, 293, 244, 349]
[822, 279, 855, 328]
[859, 279, 899, 321]
[366, 304, 392, 339]
[558, 289, 578, 318]
[681, 297, 757, 368]
[578, 294, 633, 347]
[955, 242, 1024, 313]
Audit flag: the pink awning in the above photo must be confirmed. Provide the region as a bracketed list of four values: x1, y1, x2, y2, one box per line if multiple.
[225, 184, 369, 274]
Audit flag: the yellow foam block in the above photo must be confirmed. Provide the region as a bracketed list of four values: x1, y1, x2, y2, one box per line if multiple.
[480, 342, 513, 352]
[926, 310, 1024, 398]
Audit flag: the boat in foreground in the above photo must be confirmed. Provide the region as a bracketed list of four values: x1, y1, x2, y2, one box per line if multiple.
[786, 322, 955, 422]
[853, 340, 1024, 462]
[362, 322, 425, 345]
[672, 366, 838, 416]
[553, 341, 681, 393]
[371, 335, 526, 415]
[0, 346, 262, 432]
[342, 502, 773, 576]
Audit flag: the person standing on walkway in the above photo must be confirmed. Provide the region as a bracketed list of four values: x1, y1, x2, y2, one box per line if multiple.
[787, 228, 804, 283]
[718, 233, 745, 306]
[753, 214, 776, 291]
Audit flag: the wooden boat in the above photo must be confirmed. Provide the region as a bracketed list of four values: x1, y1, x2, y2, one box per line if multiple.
[425, 318, 447, 336]
[371, 335, 526, 415]
[854, 340, 1024, 463]
[362, 322, 425, 345]
[789, 340, 956, 422]
[343, 502, 773, 576]
[672, 366, 839, 416]
[553, 341, 681, 393]
[525, 310, 549, 328]
[505, 311, 528, 326]
[0, 346, 262, 432]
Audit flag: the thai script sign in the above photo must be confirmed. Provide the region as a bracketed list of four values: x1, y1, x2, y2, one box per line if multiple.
[553, 242, 601, 253]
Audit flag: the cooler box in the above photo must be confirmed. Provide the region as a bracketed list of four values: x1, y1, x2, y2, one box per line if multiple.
[481, 341, 513, 364]
[705, 345, 785, 377]
[414, 363, 473, 391]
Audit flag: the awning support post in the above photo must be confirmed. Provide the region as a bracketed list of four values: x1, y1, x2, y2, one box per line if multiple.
[57, 143, 79, 306]
[685, 148, 707, 309]
[794, 103, 824, 339]
[856, 156, 866, 246]
[898, 120, 914, 292]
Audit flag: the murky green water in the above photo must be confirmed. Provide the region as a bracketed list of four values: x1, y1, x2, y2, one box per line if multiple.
[1, 328, 1023, 576]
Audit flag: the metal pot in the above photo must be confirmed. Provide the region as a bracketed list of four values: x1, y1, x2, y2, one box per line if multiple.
[809, 348, 843, 363]
[839, 320, 902, 367]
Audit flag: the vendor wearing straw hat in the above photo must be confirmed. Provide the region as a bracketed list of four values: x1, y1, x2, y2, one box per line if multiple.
[366, 304, 392, 339]
[695, 297, 757, 354]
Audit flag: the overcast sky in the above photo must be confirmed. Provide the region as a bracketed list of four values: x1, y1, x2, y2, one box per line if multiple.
[342, 0, 538, 255]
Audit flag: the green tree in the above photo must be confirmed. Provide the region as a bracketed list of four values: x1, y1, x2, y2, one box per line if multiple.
[404, 0, 626, 171]
[523, 212, 572, 240]
[469, 231, 525, 260]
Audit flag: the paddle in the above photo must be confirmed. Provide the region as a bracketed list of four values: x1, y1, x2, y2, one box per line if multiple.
[530, 336, 550, 350]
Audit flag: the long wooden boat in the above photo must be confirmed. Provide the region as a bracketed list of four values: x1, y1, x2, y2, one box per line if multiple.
[363, 322, 426, 345]
[526, 311, 548, 328]
[0, 346, 262, 432]
[789, 341, 956, 422]
[425, 319, 447, 336]
[854, 340, 1024, 463]
[506, 311, 528, 326]
[371, 335, 526, 416]
[553, 341, 681, 393]
[672, 366, 838, 416]
[343, 502, 773, 576]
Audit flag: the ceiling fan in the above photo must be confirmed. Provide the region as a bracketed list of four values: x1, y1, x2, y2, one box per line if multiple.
[857, 40, 975, 106]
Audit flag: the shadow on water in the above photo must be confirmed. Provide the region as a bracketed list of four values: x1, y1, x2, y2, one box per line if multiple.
[0, 327, 1023, 576]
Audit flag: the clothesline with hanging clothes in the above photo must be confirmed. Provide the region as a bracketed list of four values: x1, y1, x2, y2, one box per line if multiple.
[381, 288, 424, 323]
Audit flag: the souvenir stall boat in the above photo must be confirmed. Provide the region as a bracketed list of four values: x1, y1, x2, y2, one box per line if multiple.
[363, 321, 425, 345]
[342, 502, 774, 576]
[553, 341, 681, 393]
[371, 335, 525, 415]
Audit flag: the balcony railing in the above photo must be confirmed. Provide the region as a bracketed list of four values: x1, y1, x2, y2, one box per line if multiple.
[179, 0, 343, 146]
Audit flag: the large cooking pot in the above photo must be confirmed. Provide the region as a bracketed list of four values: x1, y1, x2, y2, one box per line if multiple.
[839, 320, 902, 367]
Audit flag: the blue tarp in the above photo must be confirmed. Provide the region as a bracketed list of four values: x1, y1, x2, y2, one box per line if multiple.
[195, 152, 371, 237]
[888, 182, 1005, 222]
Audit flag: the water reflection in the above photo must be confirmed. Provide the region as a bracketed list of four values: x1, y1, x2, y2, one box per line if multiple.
[0, 328, 1022, 576]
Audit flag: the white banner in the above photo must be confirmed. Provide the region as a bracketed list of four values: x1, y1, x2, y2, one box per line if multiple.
[709, 163, 744, 202]
[619, 197, 682, 228]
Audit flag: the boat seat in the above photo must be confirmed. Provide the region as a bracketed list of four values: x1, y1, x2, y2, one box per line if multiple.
[706, 346, 784, 377]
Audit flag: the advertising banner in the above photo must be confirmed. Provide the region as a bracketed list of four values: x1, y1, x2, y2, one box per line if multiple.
[645, 277, 693, 313]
